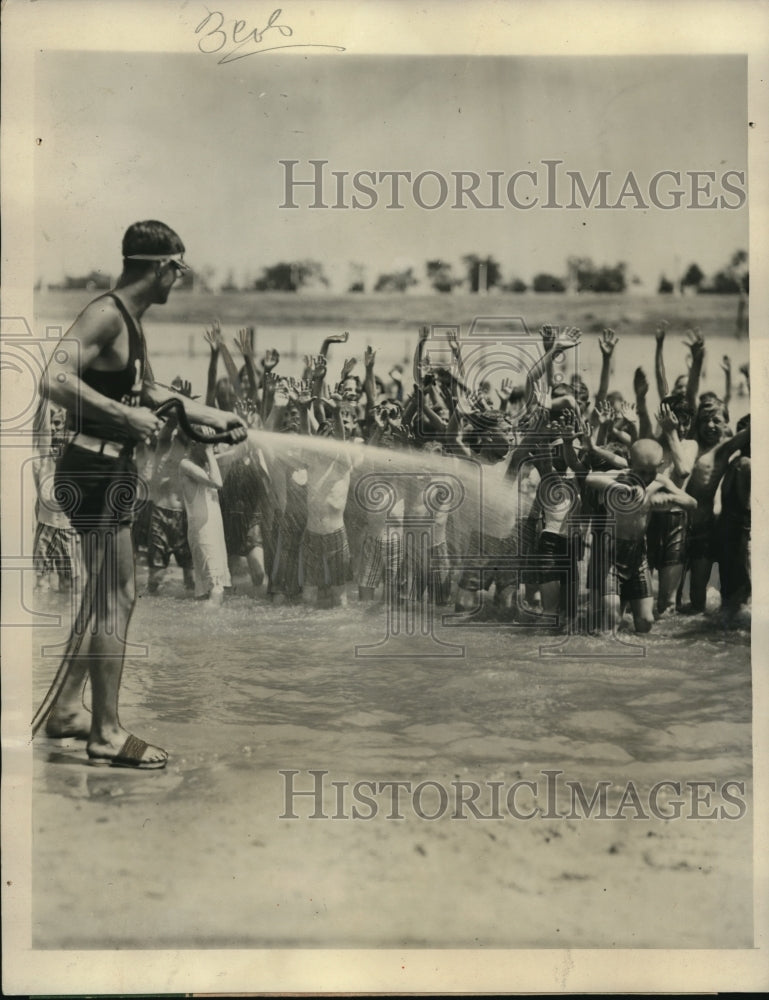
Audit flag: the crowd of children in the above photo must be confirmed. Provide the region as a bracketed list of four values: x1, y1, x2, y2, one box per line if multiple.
[33, 318, 751, 632]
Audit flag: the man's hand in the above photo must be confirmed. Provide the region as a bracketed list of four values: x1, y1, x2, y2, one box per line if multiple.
[124, 406, 163, 443]
[262, 348, 280, 372]
[340, 357, 357, 380]
[326, 331, 349, 345]
[633, 366, 649, 399]
[207, 410, 248, 442]
[655, 320, 669, 344]
[598, 328, 618, 356]
[364, 346, 376, 370]
[683, 327, 705, 362]
[721, 354, 732, 374]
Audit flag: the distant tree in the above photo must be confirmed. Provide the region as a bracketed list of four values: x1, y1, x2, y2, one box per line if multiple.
[566, 256, 626, 293]
[700, 270, 742, 294]
[347, 261, 366, 294]
[253, 260, 329, 292]
[64, 270, 112, 291]
[680, 263, 704, 292]
[503, 278, 528, 293]
[532, 273, 566, 293]
[426, 259, 460, 293]
[658, 275, 675, 295]
[374, 267, 418, 293]
[220, 269, 239, 293]
[462, 254, 502, 293]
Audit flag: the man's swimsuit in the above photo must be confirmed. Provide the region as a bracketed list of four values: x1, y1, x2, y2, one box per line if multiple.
[55, 293, 147, 533]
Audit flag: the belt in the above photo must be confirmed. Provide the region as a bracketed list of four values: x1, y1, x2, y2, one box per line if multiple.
[71, 433, 128, 459]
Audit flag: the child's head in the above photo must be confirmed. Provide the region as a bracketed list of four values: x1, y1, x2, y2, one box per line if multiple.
[662, 393, 693, 437]
[215, 376, 238, 411]
[607, 390, 624, 414]
[694, 398, 729, 446]
[629, 438, 663, 485]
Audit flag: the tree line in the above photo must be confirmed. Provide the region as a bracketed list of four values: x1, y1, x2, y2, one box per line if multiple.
[43, 249, 748, 296]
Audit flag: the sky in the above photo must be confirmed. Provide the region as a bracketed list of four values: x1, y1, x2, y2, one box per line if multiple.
[34, 51, 747, 291]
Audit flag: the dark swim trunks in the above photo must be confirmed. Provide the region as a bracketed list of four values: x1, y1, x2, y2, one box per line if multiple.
[687, 514, 718, 562]
[54, 443, 138, 534]
[646, 509, 688, 570]
[591, 535, 652, 603]
[147, 504, 192, 570]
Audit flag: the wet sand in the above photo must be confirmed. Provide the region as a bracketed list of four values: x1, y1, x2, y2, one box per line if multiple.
[32, 568, 752, 949]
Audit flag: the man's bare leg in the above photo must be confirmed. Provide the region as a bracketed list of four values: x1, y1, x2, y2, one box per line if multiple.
[85, 525, 167, 765]
[44, 530, 103, 739]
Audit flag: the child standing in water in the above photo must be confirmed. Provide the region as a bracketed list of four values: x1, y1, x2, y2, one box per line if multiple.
[179, 428, 231, 604]
[587, 440, 697, 633]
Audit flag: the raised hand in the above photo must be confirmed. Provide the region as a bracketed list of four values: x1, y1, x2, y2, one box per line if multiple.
[683, 327, 705, 361]
[234, 328, 254, 358]
[557, 326, 582, 351]
[655, 320, 669, 344]
[308, 354, 327, 380]
[327, 331, 349, 345]
[620, 400, 637, 422]
[656, 401, 680, 437]
[496, 377, 514, 404]
[175, 378, 193, 399]
[467, 388, 491, 412]
[364, 346, 377, 370]
[540, 324, 557, 352]
[446, 328, 461, 353]
[340, 357, 357, 380]
[262, 348, 280, 372]
[294, 380, 313, 408]
[598, 328, 618, 356]
[633, 366, 649, 399]
[721, 354, 732, 374]
[204, 320, 223, 353]
[596, 400, 614, 425]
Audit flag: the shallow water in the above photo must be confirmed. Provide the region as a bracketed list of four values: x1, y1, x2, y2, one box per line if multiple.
[30, 566, 752, 949]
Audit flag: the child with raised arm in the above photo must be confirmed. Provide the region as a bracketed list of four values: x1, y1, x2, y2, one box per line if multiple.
[645, 397, 698, 615]
[684, 399, 750, 613]
[717, 414, 750, 621]
[586, 440, 697, 633]
[301, 393, 356, 608]
[179, 428, 231, 605]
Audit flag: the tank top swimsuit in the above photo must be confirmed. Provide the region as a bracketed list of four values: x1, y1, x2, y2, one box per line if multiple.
[74, 292, 150, 445]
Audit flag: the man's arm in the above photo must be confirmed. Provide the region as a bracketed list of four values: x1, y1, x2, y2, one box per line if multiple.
[142, 381, 246, 436]
[45, 300, 161, 441]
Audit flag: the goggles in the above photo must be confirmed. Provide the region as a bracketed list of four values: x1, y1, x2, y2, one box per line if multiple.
[125, 252, 189, 272]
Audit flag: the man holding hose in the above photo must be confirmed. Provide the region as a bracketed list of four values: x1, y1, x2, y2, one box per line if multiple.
[39, 220, 246, 769]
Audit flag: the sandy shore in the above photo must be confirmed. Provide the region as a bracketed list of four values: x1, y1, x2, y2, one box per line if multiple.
[31, 568, 752, 951]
